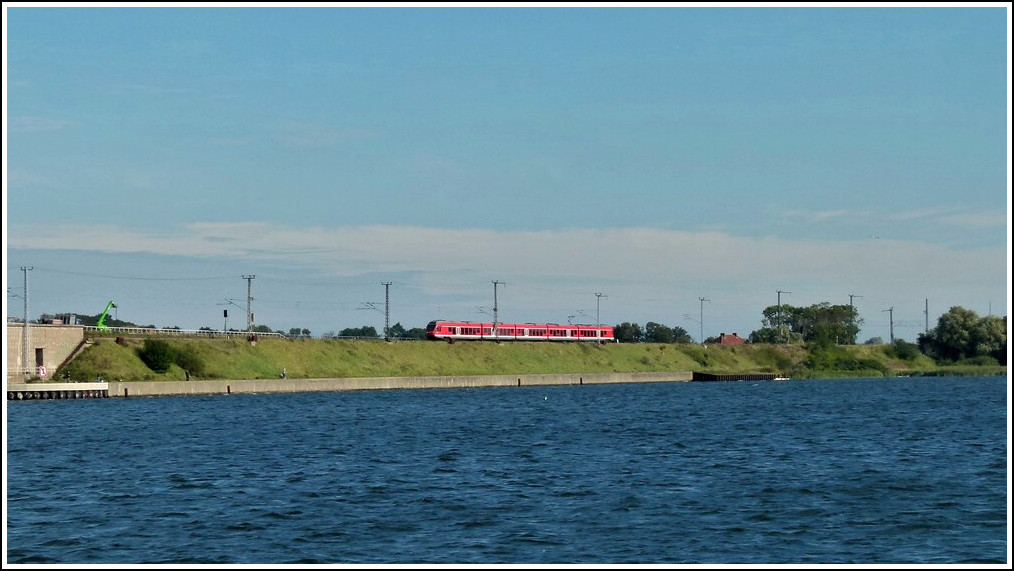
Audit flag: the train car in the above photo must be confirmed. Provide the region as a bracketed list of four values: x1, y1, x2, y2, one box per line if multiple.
[425, 320, 615, 342]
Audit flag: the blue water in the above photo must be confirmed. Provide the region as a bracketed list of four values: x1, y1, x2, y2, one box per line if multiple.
[5, 376, 1008, 564]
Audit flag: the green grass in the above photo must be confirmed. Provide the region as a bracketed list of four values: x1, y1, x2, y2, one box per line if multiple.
[56, 336, 1005, 383]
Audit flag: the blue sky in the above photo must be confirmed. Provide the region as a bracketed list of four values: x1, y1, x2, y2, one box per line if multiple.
[4, 4, 1010, 343]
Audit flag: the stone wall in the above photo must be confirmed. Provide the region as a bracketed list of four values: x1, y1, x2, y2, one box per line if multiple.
[105, 371, 693, 398]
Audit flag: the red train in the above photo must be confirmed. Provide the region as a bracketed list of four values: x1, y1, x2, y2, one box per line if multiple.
[426, 320, 615, 342]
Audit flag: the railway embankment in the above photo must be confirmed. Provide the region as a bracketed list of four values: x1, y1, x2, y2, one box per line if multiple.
[41, 334, 1003, 392]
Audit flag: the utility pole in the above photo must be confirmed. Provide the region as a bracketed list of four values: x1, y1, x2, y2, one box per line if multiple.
[242, 275, 256, 333]
[924, 299, 929, 334]
[849, 293, 862, 310]
[21, 266, 33, 377]
[382, 282, 392, 341]
[492, 280, 505, 338]
[883, 306, 894, 343]
[777, 290, 791, 342]
[595, 293, 607, 327]
[698, 296, 710, 344]
[849, 294, 863, 345]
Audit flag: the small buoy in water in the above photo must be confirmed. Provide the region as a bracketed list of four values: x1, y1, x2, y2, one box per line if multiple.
[544, 396, 548, 401]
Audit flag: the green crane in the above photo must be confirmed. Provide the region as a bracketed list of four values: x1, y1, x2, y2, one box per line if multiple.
[96, 300, 117, 329]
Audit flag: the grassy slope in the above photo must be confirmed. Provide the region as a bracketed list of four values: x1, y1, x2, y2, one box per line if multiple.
[55, 336, 1002, 383]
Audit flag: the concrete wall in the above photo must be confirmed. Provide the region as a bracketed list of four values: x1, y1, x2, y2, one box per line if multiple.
[107, 371, 693, 398]
[6, 323, 85, 384]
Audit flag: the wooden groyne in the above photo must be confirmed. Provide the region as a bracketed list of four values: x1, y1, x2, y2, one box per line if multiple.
[7, 382, 110, 400]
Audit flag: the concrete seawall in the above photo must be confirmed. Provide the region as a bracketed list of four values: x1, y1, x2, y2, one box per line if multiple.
[107, 371, 693, 398]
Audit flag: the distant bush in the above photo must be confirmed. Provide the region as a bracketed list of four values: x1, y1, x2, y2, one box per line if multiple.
[958, 355, 1000, 367]
[174, 344, 206, 376]
[136, 340, 206, 375]
[885, 339, 922, 361]
[137, 339, 175, 373]
[806, 345, 889, 374]
[682, 345, 712, 366]
[754, 346, 795, 371]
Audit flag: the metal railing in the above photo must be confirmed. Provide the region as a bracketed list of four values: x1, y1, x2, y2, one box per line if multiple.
[82, 326, 286, 338]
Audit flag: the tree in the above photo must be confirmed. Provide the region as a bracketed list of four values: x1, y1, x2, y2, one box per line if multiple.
[644, 322, 675, 344]
[919, 307, 1007, 364]
[403, 327, 428, 340]
[749, 326, 802, 344]
[974, 315, 1007, 364]
[75, 311, 138, 328]
[613, 322, 643, 343]
[339, 326, 379, 338]
[756, 302, 860, 344]
[749, 327, 781, 344]
[918, 306, 974, 361]
[383, 323, 427, 340]
[671, 325, 694, 344]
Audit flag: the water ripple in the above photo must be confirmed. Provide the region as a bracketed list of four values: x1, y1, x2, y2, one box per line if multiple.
[6, 376, 1007, 564]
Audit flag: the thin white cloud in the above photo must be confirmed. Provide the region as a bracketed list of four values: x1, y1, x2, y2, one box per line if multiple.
[933, 211, 1008, 229]
[892, 207, 1007, 228]
[786, 206, 1006, 231]
[784, 209, 857, 222]
[7, 222, 1003, 298]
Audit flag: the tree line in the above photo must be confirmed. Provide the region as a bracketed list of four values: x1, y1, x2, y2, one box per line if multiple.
[610, 303, 1005, 367]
